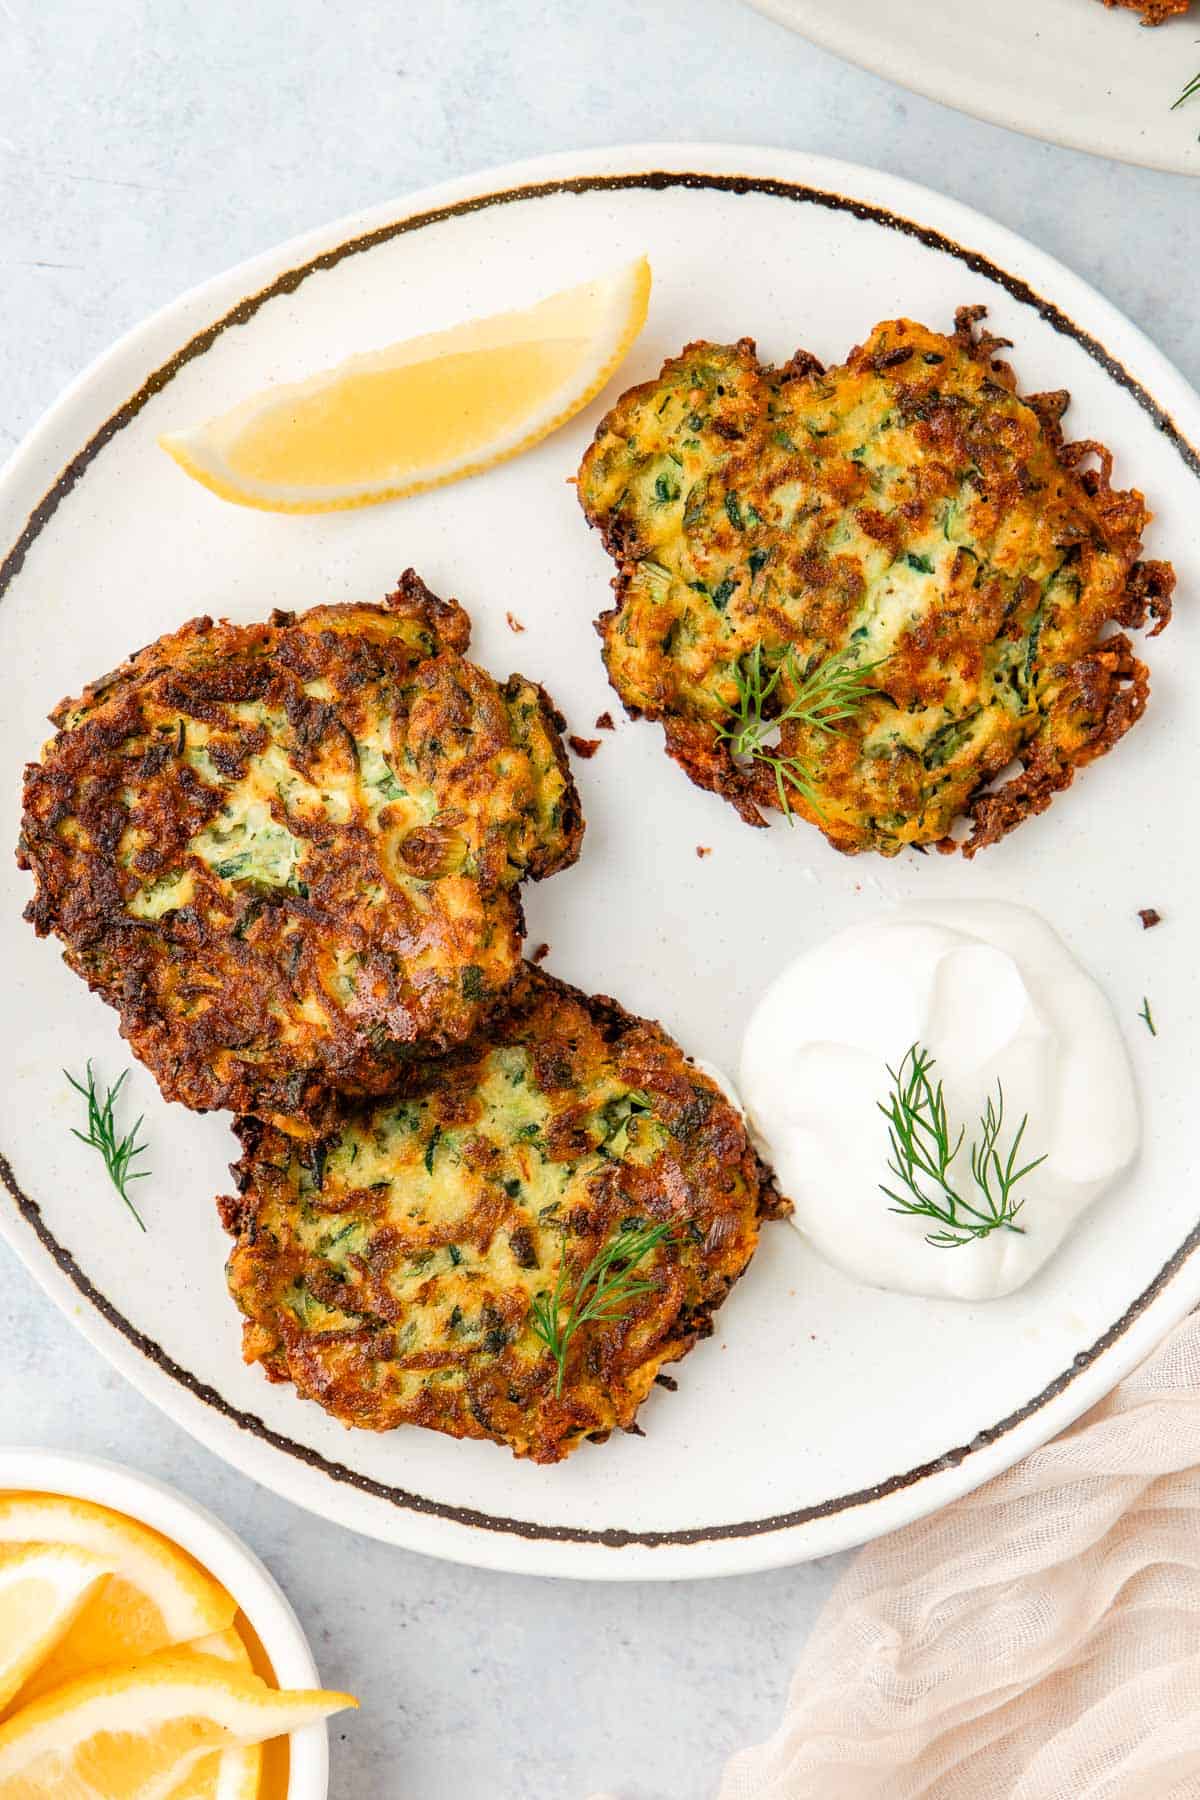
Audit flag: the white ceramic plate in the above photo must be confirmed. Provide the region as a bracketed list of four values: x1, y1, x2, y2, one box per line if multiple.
[746, 0, 1200, 175]
[2, 145, 1198, 1581]
[0, 1448, 329, 1796]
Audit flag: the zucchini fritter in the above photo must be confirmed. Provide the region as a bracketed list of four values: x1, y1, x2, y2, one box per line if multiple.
[220, 968, 787, 1463]
[19, 574, 582, 1125]
[579, 308, 1173, 857]
[1102, 0, 1188, 21]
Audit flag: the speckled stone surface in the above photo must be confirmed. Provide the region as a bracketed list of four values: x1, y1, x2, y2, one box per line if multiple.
[1, 3, 1196, 1794]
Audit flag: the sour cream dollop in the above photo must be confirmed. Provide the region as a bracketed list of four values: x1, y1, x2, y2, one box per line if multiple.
[739, 901, 1138, 1301]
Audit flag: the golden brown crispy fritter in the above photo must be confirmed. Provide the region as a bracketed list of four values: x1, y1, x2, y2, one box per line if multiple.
[1101, 0, 1188, 21]
[220, 967, 787, 1463]
[19, 574, 582, 1127]
[578, 308, 1173, 858]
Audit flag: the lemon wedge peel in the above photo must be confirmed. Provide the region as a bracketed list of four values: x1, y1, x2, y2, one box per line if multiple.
[164, 1628, 261, 1800]
[0, 1544, 114, 1713]
[158, 255, 651, 513]
[0, 1650, 356, 1795]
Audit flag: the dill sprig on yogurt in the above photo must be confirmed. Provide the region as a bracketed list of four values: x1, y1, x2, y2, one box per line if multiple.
[878, 1044, 1046, 1249]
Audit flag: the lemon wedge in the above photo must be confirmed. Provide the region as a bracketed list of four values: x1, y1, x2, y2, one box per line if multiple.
[0, 1545, 113, 1713]
[159, 255, 651, 512]
[163, 1629, 261, 1800]
[0, 1650, 356, 1799]
[0, 1495, 234, 1706]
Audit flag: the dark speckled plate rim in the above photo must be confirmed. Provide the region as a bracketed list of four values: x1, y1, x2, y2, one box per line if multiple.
[2, 165, 1198, 1555]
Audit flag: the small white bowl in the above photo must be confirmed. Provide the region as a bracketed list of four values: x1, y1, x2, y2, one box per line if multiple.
[0, 1447, 330, 1798]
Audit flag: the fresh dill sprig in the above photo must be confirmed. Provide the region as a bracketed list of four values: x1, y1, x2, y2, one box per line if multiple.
[1138, 996, 1158, 1037]
[878, 1044, 1045, 1250]
[718, 643, 883, 822]
[65, 1062, 149, 1230]
[1171, 69, 1200, 113]
[530, 1220, 671, 1396]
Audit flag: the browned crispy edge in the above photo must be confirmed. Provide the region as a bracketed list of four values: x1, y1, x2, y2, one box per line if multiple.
[1101, 0, 1188, 22]
[946, 313, 1174, 856]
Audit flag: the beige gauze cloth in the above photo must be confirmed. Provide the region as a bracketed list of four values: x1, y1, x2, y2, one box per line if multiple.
[709, 1309, 1200, 1799]
[588, 1311, 1200, 1797]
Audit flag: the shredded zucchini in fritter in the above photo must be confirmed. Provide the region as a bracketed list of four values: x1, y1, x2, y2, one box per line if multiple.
[579, 308, 1172, 856]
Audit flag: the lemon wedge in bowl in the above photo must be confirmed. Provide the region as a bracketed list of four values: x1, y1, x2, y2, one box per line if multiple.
[160, 255, 651, 512]
[0, 1650, 355, 1798]
[163, 1628, 261, 1800]
[0, 1544, 113, 1713]
[0, 1493, 235, 1707]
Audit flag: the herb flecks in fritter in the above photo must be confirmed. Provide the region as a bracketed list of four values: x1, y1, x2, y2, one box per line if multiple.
[578, 308, 1174, 857]
[19, 574, 582, 1126]
[220, 968, 788, 1463]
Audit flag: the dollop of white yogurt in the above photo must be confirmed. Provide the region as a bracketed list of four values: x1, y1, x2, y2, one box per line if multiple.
[738, 901, 1139, 1301]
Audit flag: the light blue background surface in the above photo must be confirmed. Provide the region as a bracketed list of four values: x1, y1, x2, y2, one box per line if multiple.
[2, 2, 1196, 1793]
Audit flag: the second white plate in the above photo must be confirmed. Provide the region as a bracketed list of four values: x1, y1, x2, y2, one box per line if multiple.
[746, 0, 1200, 174]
